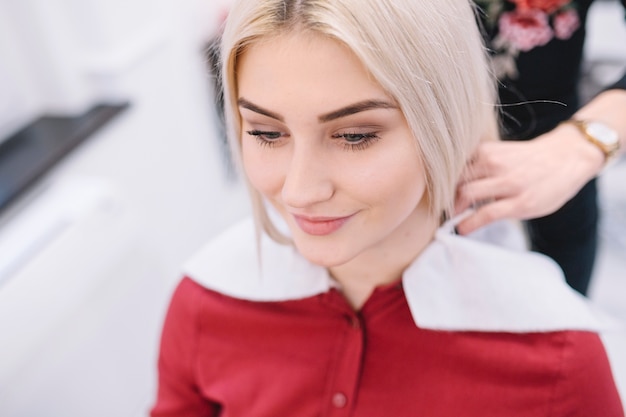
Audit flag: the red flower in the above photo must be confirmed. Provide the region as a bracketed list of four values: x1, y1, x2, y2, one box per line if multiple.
[499, 9, 554, 51]
[553, 9, 580, 40]
[509, 0, 571, 13]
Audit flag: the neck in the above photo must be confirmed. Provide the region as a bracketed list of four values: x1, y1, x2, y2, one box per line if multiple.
[329, 207, 438, 310]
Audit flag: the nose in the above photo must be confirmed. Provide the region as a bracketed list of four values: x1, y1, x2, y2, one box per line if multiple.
[281, 141, 334, 209]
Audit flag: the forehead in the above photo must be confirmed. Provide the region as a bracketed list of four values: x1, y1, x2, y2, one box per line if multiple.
[236, 31, 393, 116]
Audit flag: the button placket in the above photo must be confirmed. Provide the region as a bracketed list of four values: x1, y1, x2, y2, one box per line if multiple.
[324, 313, 364, 416]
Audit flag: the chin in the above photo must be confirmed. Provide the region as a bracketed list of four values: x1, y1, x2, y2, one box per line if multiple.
[292, 239, 353, 268]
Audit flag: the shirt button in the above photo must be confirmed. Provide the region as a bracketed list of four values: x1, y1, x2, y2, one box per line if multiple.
[348, 316, 360, 329]
[332, 392, 347, 408]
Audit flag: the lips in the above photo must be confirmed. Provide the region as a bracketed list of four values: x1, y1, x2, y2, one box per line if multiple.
[292, 214, 354, 236]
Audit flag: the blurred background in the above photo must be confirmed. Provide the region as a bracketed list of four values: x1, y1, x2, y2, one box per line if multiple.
[0, 0, 624, 416]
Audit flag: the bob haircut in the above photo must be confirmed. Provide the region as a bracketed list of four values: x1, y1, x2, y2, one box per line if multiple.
[220, 0, 499, 244]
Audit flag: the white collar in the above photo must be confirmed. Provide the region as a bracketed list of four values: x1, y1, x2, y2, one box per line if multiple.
[183, 217, 621, 333]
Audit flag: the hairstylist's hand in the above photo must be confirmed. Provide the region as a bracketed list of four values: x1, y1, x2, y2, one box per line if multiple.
[454, 123, 605, 235]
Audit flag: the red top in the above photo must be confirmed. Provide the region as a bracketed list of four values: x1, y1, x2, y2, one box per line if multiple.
[151, 277, 624, 417]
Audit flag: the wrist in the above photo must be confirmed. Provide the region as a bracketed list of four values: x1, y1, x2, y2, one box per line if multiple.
[559, 119, 620, 171]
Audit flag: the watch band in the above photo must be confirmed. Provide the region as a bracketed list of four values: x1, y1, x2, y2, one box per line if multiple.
[560, 119, 620, 162]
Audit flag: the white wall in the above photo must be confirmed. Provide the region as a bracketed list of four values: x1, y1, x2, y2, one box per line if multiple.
[0, 3, 44, 140]
[0, 0, 97, 117]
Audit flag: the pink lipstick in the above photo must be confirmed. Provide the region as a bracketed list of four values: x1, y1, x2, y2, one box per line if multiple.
[292, 214, 353, 236]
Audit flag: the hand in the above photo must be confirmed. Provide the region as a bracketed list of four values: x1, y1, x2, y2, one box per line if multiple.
[454, 123, 605, 235]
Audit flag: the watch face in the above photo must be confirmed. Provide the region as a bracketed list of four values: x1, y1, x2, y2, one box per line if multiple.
[587, 122, 619, 146]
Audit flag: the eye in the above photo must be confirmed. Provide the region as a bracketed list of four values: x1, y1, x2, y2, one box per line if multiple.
[246, 130, 286, 148]
[331, 132, 380, 151]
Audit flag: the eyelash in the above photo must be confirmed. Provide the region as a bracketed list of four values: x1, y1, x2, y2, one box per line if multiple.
[246, 130, 380, 151]
[246, 130, 285, 148]
[331, 132, 380, 151]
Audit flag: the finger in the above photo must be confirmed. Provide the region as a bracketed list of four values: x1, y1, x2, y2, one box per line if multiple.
[454, 194, 473, 215]
[459, 141, 506, 184]
[459, 158, 492, 184]
[454, 198, 519, 235]
[455, 177, 516, 215]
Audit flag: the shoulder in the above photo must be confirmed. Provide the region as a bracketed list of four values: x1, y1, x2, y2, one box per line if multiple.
[403, 224, 621, 332]
[161, 277, 206, 344]
[550, 331, 624, 416]
[153, 277, 223, 416]
[156, 277, 206, 393]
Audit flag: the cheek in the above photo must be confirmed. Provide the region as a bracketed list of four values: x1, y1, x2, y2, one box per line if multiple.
[395, 160, 427, 204]
[350, 146, 426, 206]
[241, 143, 285, 197]
[376, 167, 426, 210]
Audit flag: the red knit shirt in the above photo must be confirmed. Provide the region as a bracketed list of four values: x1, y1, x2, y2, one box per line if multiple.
[151, 277, 624, 417]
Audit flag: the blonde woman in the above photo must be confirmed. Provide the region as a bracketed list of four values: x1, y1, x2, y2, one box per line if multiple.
[151, 0, 624, 415]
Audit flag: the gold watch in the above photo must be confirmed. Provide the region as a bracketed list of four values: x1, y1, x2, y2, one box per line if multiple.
[561, 119, 621, 162]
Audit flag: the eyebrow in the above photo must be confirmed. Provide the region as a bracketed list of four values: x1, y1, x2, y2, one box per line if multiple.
[237, 98, 397, 123]
[238, 98, 284, 122]
[318, 100, 397, 123]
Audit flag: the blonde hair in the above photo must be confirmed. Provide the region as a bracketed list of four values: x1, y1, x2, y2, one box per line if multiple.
[220, 0, 499, 243]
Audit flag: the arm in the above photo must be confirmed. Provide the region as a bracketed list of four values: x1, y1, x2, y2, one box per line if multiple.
[150, 278, 221, 417]
[454, 88, 626, 235]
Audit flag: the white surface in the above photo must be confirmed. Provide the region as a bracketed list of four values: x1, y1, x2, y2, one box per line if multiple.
[0, 178, 116, 285]
[591, 157, 626, 323]
[0, 0, 233, 128]
[0, 3, 42, 140]
[0, 200, 166, 416]
[0, 2, 249, 415]
[585, 1, 626, 61]
[0, 177, 160, 416]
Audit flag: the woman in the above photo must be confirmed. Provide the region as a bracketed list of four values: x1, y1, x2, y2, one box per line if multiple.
[151, 0, 624, 415]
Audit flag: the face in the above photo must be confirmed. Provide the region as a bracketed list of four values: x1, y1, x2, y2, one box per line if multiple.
[237, 31, 436, 271]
